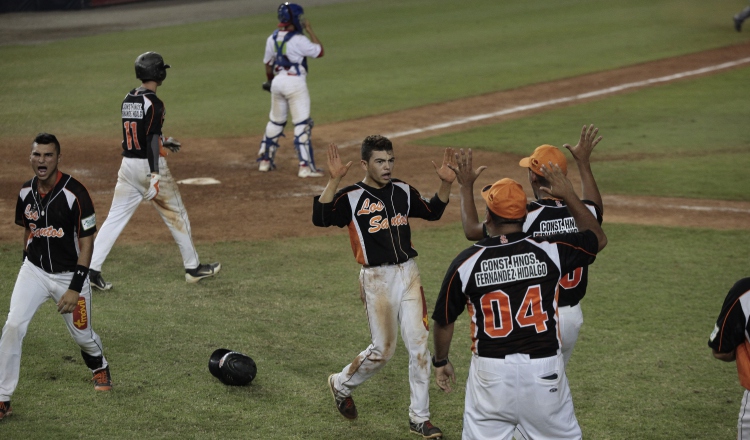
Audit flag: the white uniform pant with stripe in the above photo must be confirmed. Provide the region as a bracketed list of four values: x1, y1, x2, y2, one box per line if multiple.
[91, 157, 199, 272]
[738, 389, 750, 439]
[463, 353, 581, 440]
[558, 303, 583, 367]
[331, 259, 432, 423]
[0, 261, 106, 401]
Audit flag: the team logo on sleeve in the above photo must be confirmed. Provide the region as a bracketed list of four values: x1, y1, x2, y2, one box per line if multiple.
[82, 213, 96, 231]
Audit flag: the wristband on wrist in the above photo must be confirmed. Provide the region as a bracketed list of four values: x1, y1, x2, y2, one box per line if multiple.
[432, 356, 449, 368]
[68, 265, 89, 293]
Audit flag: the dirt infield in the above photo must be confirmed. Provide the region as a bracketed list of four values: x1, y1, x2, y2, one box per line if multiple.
[1, 2, 748, 244]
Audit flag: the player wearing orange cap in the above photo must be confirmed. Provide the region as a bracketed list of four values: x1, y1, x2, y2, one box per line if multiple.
[431, 164, 607, 439]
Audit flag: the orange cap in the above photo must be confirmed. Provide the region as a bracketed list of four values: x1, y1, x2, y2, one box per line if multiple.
[481, 178, 527, 219]
[519, 144, 567, 176]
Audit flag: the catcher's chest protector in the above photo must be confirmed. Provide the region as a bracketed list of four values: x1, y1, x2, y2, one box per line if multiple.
[273, 30, 308, 75]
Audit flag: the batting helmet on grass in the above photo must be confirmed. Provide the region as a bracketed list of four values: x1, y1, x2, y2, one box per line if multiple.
[209, 348, 257, 386]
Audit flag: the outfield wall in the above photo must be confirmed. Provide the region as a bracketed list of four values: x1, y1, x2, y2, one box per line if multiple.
[0, 0, 151, 12]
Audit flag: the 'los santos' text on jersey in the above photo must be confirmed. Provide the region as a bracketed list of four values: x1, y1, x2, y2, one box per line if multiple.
[312, 179, 447, 266]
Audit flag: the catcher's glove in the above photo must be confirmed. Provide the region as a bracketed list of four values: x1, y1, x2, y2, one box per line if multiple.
[162, 136, 181, 153]
[262, 81, 272, 92]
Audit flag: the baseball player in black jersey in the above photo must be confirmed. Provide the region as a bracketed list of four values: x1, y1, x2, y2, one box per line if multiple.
[88, 52, 219, 291]
[312, 137, 455, 439]
[0, 133, 111, 421]
[454, 124, 603, 367]
[431, 164, 607, 439]
[708, 277, 750, 437]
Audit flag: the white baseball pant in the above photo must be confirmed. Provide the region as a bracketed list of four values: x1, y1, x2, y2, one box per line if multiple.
[739, 389, 750, 439]
[90, 157, 199, 272]
[463, 353, 581, 440]
[330, 259, 432, 423]
[558, 303, 583, 367]
[0, 260, 106, 401]
[262, 74, 315, 165]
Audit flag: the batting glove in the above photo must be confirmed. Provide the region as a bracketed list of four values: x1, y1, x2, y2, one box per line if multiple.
[144, 173, 160, 201]
[262, 81, 272, 92]
[163, 136, 181, 153]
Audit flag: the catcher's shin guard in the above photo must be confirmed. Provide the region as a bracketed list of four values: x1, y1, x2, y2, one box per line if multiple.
[294, 118, 317, 170]
[258, 120, 286, 170]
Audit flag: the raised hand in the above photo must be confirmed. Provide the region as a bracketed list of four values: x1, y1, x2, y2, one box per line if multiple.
[564, 124, 602, 164]
[447, 148, 487, 187]
[432, 148, 457, 183]
[327, 143, 352, 179]
[538, 162, 576, 200]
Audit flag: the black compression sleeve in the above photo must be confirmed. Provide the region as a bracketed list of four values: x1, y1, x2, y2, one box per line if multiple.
[147, 133, 160, 174]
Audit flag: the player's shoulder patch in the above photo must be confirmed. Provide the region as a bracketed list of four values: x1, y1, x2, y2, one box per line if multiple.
[81, 213, 96, 231]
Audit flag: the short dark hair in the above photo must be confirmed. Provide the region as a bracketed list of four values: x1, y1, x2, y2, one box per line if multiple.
[487, 207, 526, 226]
[33, 132, 60, 154]
[361, 135, 393, 161]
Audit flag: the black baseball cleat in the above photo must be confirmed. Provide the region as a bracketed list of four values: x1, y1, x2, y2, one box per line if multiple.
[185, 262, 221, 283]
[92, 366, 112, 391]
[89, 270, 113, 291]
[328, 374, 357, 420]
[409, 420, 443, 439]
[735, 15, 744, 32]
[0, 400, 12, 420]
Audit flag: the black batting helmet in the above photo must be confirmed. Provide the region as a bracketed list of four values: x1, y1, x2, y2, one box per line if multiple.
[135, 52, 170, 83]
[209, 348, 257, 386]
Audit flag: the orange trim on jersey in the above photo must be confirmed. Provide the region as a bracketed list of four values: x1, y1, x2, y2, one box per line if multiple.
[39, 171, 63, 198]
[347, 222, 365, 265]
[546, 239, 598, 257]
[442, 248, 484, 324]
[737, 342, 750, 390]
[717, 298, 742, 353]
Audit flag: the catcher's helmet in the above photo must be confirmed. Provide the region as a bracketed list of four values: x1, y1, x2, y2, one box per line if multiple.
[135, 52, 170, 83]
[209, 348, 257, 386]
[277, 2, 305, 31]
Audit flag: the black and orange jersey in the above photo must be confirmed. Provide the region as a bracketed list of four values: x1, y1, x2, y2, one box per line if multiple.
[709, 278, 750, 390]
[15, 172, 97, 273]
[121, 87, 164, 171]
[432, 230, 598, 359]
[523, 198, 602, 307]
[312, 179, 448, 266]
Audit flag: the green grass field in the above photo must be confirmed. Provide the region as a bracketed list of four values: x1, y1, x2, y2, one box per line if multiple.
[418, 66, 750, 201]
[0, 224, 747, 439]
[1, 0, 749, 438]
[0, 0, 746, 139]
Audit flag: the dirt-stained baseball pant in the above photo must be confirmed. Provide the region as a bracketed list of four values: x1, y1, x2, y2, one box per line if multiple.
[330, 259, 432, 423]
[0, 261, 106, 401]
[90, 157, 199, 272]
[463, 353, 581, 440]
[263, 74, 315, 165]
[558, 304, 583, 367]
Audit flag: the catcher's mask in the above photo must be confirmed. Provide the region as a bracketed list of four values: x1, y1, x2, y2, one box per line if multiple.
[135, 51, 170, 83]
[277, 2, 305, 31]
[209, 348, 257, 386]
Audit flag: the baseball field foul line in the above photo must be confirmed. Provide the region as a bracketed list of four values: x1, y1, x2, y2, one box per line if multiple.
[338, 56, 750, 148]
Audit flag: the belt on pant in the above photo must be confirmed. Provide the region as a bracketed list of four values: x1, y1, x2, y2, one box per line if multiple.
[487, 351, 558, 360]
[363, 260, 406, 268]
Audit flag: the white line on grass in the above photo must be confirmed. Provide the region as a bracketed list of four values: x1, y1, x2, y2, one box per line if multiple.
[337, 56, 750, 148]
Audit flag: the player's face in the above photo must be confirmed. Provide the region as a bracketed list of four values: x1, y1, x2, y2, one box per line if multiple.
[30, 143, 60, 184]
[361, 150, 395, 188]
